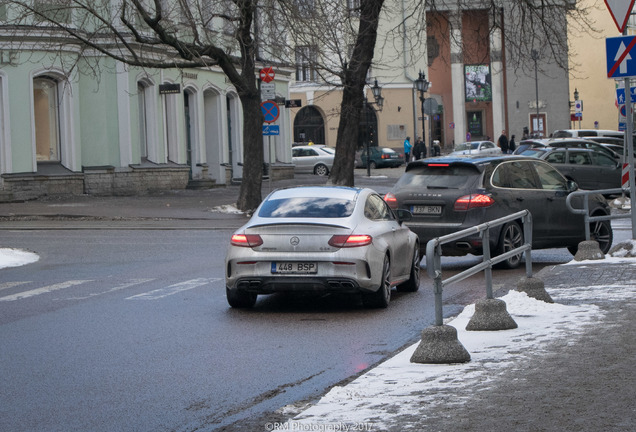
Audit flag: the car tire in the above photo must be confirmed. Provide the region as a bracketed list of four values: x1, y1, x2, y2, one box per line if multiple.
[226, 287, 257, 308]
[314, 164, 329, 176]
[495, 222, 524, 269]
[369, 161, 377, 169]
[397, 247, 420, 292]
[567, 217, 614, 256]
[362, 255, 391, 308]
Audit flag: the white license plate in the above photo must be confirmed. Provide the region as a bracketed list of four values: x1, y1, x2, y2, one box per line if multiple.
[411, 205, 442, 215]
[271, 262, 317, 274]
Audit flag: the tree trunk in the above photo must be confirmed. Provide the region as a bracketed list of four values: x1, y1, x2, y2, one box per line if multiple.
[236, 94, 265, 211]
[328, 0, 385, 187]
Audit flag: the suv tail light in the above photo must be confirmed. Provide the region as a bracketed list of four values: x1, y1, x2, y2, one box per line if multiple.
[231, 234, 263, 247]
[329, 234, 373, 248]
[454, 194, 495, 211]
[383, 192, 398, 210]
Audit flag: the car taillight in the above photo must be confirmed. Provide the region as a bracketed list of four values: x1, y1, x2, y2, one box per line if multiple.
[454, 194, 495, 211]
[328, 234, 373, 248]
[383, 192, 398, 210]
[381, 154, 389, 159]
[230, 234, 263, 247]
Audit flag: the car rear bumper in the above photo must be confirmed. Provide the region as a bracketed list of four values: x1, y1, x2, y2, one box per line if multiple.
[231, 276, 367, 294]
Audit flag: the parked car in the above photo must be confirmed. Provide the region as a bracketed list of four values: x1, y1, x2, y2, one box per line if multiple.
[291, 145, 335, 176]
[225, 186, 420, 308]
[535, 147, 622, 191]
[356, 146, 403, 168]
[552, 129, 624, 139]
[450, 141, 502, 156]
[521, 138, 620, 160]
[383, 155, 613, 268]
[512, 140, 547, 155]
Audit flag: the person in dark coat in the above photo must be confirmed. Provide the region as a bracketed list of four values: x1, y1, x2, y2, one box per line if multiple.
[497, 130, 509, 154]
[509, 135, 516, 153]
[413, 137, 426, 160]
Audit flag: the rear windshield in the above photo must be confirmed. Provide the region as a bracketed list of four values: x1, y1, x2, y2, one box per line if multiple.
[258, 197, 354, 218]
[395, 165, 481, 189]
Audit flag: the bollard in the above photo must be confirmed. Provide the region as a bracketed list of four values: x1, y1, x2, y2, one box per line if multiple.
[410, 325, 471, 364]
[465, 298, 517, 331]
[573, 240, 604, 261]
[516, 276, 553, 303]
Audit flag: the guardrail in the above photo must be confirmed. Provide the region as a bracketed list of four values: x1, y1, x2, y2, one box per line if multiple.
[565, 188, 631, 240]
[425, 210, 533, 327]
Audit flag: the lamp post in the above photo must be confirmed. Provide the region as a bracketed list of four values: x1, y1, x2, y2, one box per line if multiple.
[414, 71, 430, 155]
[364, 80, 384, 176]
[531, 50, 541, 137]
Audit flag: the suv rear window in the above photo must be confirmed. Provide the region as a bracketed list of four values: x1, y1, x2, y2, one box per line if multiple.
[396, 165, 481, 189]
[258, 197, 354, 218]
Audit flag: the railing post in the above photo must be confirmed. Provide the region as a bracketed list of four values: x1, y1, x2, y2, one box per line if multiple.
[523, 211, 533, 279]
[482, 228, 493, 299]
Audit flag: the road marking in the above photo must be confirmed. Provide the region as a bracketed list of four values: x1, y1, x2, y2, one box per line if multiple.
[0, 280, 93, 302]
[0, 281, 32, 292]
[64, 279, 155, 300]
[126, 278, 221, 300]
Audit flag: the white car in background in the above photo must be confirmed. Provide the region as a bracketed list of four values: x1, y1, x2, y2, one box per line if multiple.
[449, 140, 502, 156]
[291, 145, 335, 176]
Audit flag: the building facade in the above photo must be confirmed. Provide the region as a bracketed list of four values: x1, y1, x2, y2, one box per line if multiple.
[0, 2, 293, 201]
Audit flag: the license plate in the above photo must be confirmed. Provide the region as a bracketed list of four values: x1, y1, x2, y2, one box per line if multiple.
[271, 262, 317, 274]
[411, 205, 442, 215]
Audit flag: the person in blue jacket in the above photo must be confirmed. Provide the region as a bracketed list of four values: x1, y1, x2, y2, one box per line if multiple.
[403, 136, 412, 163]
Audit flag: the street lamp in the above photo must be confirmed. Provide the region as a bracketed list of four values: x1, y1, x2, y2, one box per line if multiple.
[363, 80, 383, 176]
[574, 88, 581, 129]
[414, 71, 430, 155]
[531, 49, 541, 137]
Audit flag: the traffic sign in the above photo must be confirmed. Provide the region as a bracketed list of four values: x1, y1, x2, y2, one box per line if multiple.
[260, 82, 276, 99]
[616, 86, 636, 104]
[262, 125, 280, 136]
[574, 100, 583, 113]
[260, 67, 275, 83]
[604, 0, 635, 33]
[606, 36, 636, 78]
[260, 100, 280, 123]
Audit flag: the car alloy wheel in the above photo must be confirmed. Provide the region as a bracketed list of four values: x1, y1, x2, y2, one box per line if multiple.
[590, 219, 613, 254]
[496, 222, 523, 269]
[362, 255, 391, 308]
[397, 247, 420, 292]
[314, 164, 329, 176]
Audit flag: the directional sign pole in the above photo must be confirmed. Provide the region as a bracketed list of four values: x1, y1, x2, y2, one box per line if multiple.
[627, 77, 636, 239]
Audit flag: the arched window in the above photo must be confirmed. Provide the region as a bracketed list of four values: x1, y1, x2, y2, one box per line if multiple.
[33, 76, 61, 162]
[293, 106, 325, 144]
[137, 81, 150, 160]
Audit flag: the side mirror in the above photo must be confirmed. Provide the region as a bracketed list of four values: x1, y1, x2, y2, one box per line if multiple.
[395, 209, 412, 224]
[566, 179, 579, 192]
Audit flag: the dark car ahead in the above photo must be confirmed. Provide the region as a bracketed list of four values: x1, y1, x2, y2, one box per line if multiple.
[533, 147, 622, 191]
[523, 138, 620, 160]
[383, 155, 613, 268]
[357, 146, 403, 169]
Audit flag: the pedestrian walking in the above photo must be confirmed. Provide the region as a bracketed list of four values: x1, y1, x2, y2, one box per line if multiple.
[413, 137, 426, 160]
[403, 136, 412, 163]
[509, 135, 516, 153]
[497, 130, 509, 154]
[432, 140, 441, 156]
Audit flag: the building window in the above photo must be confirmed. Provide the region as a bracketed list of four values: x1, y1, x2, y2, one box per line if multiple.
[296, 0, 315, 17]
[347, 0, 361, 17]
[34, 0, 72, 24]
[137, 82, 149, 160]
[33, 76, 61, 162]
[295, 45, 317, 82]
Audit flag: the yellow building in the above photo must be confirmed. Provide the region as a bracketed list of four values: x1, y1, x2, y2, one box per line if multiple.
[568, 0, 627, 131]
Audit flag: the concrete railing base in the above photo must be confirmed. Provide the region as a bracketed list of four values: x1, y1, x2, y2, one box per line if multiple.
[466, 298, 518, 331]
[410, 325, 471, 364]
[574, 240, 604, 261]
[516, 277, 553, 303]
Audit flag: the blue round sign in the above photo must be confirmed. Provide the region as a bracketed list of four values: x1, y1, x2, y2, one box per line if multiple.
[261, 100, 280, 123]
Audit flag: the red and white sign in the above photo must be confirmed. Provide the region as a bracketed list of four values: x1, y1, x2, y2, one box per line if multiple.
[260, 67, 275, 83]
[605, 0, 636, 33]
[622, 163, 630, 188]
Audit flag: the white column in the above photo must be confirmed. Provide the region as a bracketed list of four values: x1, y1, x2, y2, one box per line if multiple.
[490, 14, 505, 139]
[450, 11, 465, 146]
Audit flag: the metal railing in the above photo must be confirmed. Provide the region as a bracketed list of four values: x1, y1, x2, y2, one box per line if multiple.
[426, 210, 533, 326]
[565, 188, 631, 240]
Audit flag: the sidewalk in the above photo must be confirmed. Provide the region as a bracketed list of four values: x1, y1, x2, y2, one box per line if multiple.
[0, 169, 403, 230]
[276, 259, 636, 431]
